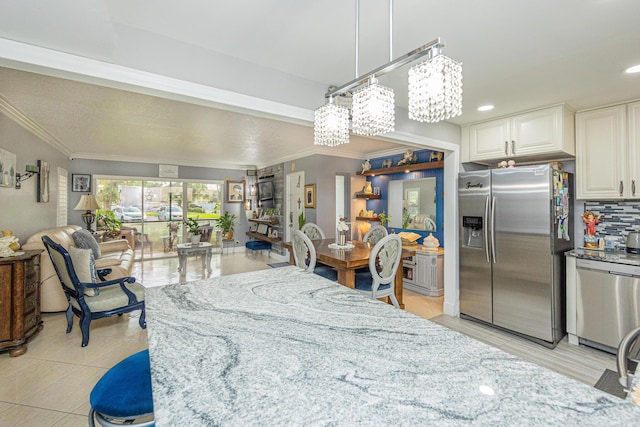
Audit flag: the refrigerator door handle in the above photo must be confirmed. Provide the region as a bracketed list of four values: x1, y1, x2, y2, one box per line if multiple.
[490, 196, 497, 263]
[484, 196, 490, 263]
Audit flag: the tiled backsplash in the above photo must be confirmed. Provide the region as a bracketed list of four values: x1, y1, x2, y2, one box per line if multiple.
[583, 201, 640, 249]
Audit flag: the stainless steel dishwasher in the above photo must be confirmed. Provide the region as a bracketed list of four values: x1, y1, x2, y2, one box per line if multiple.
[576, 259, 640, 352]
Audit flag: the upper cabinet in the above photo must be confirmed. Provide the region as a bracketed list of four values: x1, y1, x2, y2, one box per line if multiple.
[576, 102, 640, 199]
[462, 104, 575, 164]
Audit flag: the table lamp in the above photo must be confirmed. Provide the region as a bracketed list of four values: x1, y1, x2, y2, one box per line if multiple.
[74, 194, 101, 231]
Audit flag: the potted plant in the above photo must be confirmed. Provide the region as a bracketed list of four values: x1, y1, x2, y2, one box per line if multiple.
[377, 211, 391, 228]
[214, 211, 237, 240]
[184, 218, 201, 244]
[96, 210, 122, 239]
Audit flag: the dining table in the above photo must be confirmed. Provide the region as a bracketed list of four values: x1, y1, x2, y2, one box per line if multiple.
[281, 238, 415, 308]
[144, 266, 640, 426]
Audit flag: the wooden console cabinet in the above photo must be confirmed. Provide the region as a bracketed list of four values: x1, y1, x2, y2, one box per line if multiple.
[0, 249, 43, 357]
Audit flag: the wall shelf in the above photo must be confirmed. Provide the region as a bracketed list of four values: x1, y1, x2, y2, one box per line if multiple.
[355, 216, 382, 222]
[355, 193, 380, 200]
[357, 161, 444, 177]
[248, 218, 279, 225]
[246, 231, 281, 243]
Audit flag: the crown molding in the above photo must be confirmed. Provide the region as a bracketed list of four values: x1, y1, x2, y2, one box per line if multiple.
[0, 94, 72, 157]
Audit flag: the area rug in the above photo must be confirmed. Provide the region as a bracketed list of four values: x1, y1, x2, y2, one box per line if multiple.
[594, 369, 627, 399]
[267, 262, 290, 269]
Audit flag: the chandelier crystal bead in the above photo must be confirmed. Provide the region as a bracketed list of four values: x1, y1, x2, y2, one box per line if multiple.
[313, 98, 350, 147]
[351, 78, 395, 136]
[408, 54, 463, 123]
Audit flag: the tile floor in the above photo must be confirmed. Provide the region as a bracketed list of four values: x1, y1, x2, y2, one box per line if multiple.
[0, 251, 617, 426]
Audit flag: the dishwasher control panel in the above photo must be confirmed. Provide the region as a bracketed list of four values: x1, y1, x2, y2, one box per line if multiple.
[576, 258, 640, 276]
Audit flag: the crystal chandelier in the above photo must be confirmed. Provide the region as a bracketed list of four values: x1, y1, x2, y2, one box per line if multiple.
[351, 77, 395, 136]
[408, 49, 463, 123]
[313, 97, 350, 147]
[313, 0, 463, 146]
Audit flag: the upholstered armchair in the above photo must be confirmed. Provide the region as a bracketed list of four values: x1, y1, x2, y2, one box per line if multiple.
[42, 235, 146, 347]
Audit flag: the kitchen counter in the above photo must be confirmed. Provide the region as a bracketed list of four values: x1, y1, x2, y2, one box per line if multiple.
[146, 266, 639, 425]
[566, 248, 640, 267]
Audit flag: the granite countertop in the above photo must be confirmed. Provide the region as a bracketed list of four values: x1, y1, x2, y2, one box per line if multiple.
[566, 248, 640, 267]
[145, 266, 639, 426]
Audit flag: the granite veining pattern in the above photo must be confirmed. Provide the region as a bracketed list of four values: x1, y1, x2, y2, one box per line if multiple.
[146, 266, 639, 426]
[567, 248, 640, 267]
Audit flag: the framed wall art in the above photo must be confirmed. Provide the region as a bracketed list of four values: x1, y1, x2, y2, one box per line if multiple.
[304, 184, 316, 208]
[0, 148, 16, 188]
[37, 160, 50, 203]
[72, 174, 91, 192]
[227, 180, 245, 202]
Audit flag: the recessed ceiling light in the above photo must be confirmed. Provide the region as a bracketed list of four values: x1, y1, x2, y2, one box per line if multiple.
[477, 105, 494, 112]
[625, 64, 640, 74]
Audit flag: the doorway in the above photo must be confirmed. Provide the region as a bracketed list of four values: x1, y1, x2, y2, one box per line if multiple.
[285, 171, 305, 242]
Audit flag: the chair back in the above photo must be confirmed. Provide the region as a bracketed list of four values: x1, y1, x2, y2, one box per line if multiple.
[617, 326, 640, 390]
[363, 225, 388, 245]
[199, 225, 213, 243]
[369, 234, 403, 286]
[292, 230, 316, 273]
[41, 235, 82, 298]
[301, 223, 325, 240]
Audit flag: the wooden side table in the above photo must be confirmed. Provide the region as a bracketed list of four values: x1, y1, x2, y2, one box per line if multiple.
[0, 249, 43, 357]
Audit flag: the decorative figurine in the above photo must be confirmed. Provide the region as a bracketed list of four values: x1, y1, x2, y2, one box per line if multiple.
[497, 160, 508, 168]
[429, 151, 443, 162]
[508, 160, 516, 168]
[361, 159, 371, 174]
[381, 159, 393, 168]
[363, 181, 373, 194]
[581, 210, 602, 248]
[397, 149, 417, 166]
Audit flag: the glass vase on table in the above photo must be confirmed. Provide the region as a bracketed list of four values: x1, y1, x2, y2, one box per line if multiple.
[336, 217, 351, 247]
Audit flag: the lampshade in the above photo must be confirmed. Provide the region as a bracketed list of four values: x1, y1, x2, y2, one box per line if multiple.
[74, 194, 101, 231]
[408, 53, 463, 123]
[74, 194, 101, 211]
[351, 77, 395, 136]
[314, 97, 350, 147]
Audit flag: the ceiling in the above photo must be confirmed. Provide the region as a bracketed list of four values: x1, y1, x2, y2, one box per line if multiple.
[1, 0, 639, 169]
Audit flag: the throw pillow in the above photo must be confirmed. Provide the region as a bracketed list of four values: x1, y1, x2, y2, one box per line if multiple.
[68, 246, 99, 296]
[72, 229, 101, 259]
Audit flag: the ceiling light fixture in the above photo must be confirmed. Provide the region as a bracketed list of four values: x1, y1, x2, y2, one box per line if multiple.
[625, 64, 640, 74]
[477, 105, 495, 112]
[313, 96, 350, 147]
[313, 0, 463, 146]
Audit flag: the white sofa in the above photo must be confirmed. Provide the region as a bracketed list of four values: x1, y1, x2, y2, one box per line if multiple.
[22, 225, 135, 312]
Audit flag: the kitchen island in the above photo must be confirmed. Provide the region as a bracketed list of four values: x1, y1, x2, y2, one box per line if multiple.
[146, 266, 639, 425]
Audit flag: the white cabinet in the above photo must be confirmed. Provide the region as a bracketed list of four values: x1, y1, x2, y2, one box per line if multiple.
[463, 104, 575, 163]
[575, 101, 640, 199]
[403, 251, 443, 297]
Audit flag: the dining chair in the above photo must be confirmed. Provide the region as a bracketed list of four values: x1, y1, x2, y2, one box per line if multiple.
[354, 234, 403, 308]
[291, 230, 337, 281]
[301, 222, 326, 240]
[42, 235, 146, 347]
[89, 349, 155, 426]
[363, 224, 388, 245]
[199, 225, 213, 243]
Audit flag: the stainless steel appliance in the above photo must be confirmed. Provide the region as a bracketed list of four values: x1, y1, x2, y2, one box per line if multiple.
[458, 165, 573, 347]
[626, 231, 640, 254]
[576, 259, 640, 352]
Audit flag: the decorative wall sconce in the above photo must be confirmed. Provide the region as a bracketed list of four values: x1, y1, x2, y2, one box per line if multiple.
[15, 164, 40, 189]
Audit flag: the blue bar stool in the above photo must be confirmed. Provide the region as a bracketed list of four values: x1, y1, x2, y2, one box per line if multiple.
[89, 349, 155, 427]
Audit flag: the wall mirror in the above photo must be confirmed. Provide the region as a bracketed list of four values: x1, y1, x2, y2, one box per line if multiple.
[388, 177, 436, 230]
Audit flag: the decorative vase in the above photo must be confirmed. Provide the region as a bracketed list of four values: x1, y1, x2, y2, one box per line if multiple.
[225, 231, 234, 240]
[363, 181, 373, 194]
[191, 234, 201, 245]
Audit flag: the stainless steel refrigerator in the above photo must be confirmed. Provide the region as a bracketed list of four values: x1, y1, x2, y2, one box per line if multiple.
[458, 165, 573, 347]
